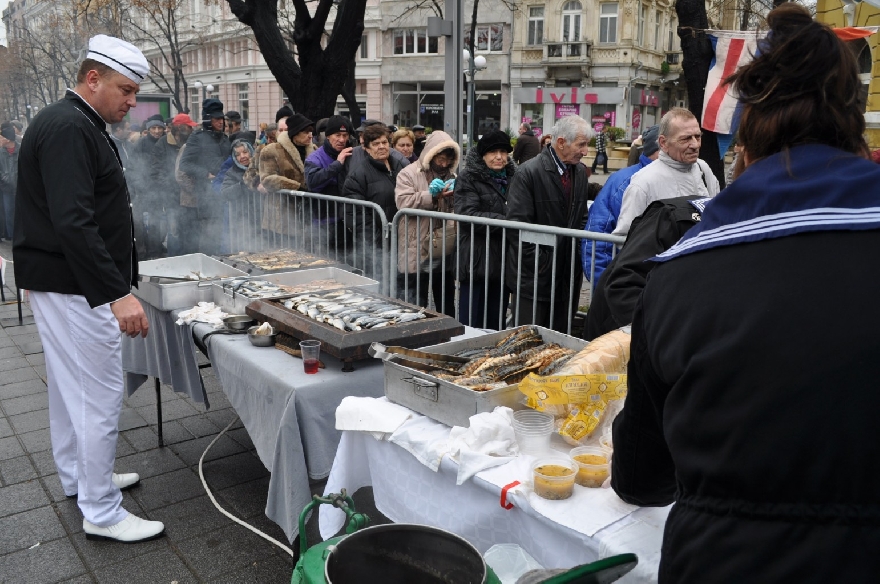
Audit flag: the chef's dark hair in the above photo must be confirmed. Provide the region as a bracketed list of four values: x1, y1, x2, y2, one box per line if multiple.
[728, 3, 868, 163]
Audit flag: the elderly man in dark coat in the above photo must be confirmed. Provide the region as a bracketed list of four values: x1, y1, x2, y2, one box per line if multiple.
[505, 115, 592, 334]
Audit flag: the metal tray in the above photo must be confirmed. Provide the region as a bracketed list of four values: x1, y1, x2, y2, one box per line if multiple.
[245, 295, 464, 370]
[212, 268, 380, 315]
[215, 249, 347, 275]
[382, 326, 587, 428]
[133, 254, 247, 311]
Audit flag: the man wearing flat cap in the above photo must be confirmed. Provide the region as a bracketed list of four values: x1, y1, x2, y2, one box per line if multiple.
[178, 97, 231, 254]
[14, 34, 165, 543]
[412, 124, 427, 158]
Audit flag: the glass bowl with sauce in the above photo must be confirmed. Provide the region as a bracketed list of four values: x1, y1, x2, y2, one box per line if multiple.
[570, 446, 610, 488]
[532, 458, 577, 500]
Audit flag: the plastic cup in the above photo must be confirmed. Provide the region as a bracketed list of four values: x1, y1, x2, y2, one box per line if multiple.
[570, 446, 610, 488]
[299, 340, 321, 374]
[512, 410, 554, 455]
[532, 457, 577, 500]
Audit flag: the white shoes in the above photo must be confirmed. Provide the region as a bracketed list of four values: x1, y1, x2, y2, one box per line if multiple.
[83, 513, 165, 543]
[66, 472, 141, 498]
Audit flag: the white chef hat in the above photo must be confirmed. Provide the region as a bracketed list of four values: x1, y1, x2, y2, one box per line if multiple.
[86, 34, 149, 84]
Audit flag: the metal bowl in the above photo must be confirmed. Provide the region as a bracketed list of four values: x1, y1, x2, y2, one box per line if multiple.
[223, 315, 256, 331]
[247, 325, 276, 347]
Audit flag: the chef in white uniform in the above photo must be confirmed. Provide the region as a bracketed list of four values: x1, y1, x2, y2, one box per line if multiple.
[13, 35, 165, 543]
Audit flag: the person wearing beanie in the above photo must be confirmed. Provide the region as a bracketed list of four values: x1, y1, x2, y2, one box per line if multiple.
[258, 113, 317, 236]
[13, 34, 165, 544]
[178, 97, 231, 254]
[152, 113, 198, 255]
[582, 123, 661, 283]
[303, 115, 353, 249]
[453, 129, 515, 329]
[128, 114, 168, 258]
[275, 105, 294, 124]
[0, 122, 19, 241]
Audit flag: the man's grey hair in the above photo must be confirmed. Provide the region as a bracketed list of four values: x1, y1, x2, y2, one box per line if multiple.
[521, 122, 531, 132]
[550, 115, 594, 144]
[659, 107, 696, 138]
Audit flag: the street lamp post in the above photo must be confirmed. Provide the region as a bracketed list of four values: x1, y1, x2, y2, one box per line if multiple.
[192, 81, 214, 119]
[463, 49, 487, 150]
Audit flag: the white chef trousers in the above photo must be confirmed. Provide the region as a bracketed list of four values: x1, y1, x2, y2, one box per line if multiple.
[30, 291, 128, 528]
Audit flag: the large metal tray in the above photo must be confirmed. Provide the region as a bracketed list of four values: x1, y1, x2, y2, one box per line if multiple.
[133, 254, 247, 311]
[215, 249, 347, 275]
[245, 295, 464, 370]
[212, 268, 380, 315]
[382, 326, 587, 428]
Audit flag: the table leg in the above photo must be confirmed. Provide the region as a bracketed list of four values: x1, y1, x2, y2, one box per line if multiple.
[342, 359, 354, 373]
[155, 377, 164, 447]
[17, 288, 23, 325]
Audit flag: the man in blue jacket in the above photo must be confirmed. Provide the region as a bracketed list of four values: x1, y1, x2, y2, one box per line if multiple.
[582, 125, 659, 283]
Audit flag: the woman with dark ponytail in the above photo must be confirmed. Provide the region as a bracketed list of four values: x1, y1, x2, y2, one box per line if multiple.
[611, 5, 880, 581]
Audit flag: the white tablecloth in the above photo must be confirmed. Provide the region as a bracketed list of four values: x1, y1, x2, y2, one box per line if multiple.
[320, 430, 669, 583]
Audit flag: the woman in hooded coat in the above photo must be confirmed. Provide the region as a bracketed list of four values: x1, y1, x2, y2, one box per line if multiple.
[394, 130, 459, 315]
[453, 130, 515, 329]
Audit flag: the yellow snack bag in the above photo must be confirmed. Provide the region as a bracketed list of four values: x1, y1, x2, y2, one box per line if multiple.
[559, 402, 608, 442]
[519, 373, 628, 410]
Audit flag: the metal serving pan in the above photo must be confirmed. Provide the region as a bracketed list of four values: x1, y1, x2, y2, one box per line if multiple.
[381, 326, 587, 428]
[212, 267, 380, 315]
[133, 253, 247, 311]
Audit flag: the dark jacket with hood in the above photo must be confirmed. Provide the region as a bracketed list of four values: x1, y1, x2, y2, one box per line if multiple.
[13, 90, 137, 307]
[612, 144, 880, 582]
[178, 123, 231, 218]
[342, 152, 407, 245]
[453, 147, 515, 283]
[504, 146, 590, 301]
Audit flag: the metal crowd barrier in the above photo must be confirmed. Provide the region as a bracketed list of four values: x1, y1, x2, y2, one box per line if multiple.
[223, 188, 624, 336]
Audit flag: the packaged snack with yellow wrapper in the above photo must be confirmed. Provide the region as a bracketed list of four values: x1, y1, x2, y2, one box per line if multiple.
[517, 329, 631, 445]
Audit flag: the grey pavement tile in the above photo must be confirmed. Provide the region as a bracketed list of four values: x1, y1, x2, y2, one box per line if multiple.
[20, 428, 52, 454]
[215, 476, 272, 520]
[211, 553, 293, 584]
[74, 530, 170, 574]
[31, 450, 58, 477]
[0, 377, 46, 398]
[0, 345, 22, 359]
[0, 506, 67, 555]
[26, 352, 45, 366]
[203, 389, 231, 410]
[0, 417, 12, 438]
[2, 390, 49, 415]
[114, 438, 136, 458]
[136, 398, 199, 425]
[8, 332, 41, 346]
[115, 445, 187, 480]
[133, 405, 159, 425]
[150, 420, 195, 446]
[9, 408, 50, 433]
[0, 480, 50, 517]
[57, 576, 94, 584]
[178, 414, 221, 439]
[34, 364, 47, 381]
[0, 537, 87, 584]
[0, 366, 40, 387]
[174, 523, 280, 581]
[19, 342, 44, 356]
[129, 467, 204, 511]
[168, 434, 246, 467]
[7, 323, 39, 336]
[227, 427, 256, 451]
[0, 356, 31, 372]
[204, 407, 243, 431]
[0, 435, 25, 459]
[42, 474, 68, 503]
[148, 495, 233, 542]
[0, 336, 14, 349]
[201, 452, 269, 492]
[92, 545, 196, 584]
[117, 407, 148, 432]
[0, 455, 38, 485]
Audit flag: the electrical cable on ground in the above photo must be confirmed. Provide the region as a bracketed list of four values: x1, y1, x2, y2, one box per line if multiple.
[198, 415, 295, 557]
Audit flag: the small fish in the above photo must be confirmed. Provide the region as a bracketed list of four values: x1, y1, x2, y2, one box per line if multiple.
[283, 300, 295, 309]
[307, 307, 321, 319]
[331, 318, 346, 331]
[393, 312, 427, 323]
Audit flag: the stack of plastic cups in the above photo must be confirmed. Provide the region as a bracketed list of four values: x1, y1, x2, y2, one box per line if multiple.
[512, 410, 555, 455]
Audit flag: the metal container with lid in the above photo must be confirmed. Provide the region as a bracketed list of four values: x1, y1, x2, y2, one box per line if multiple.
[133, 254, 247, 311]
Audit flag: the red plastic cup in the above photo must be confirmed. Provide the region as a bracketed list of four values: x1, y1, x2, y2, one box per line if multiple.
[300, 340, 321, 374]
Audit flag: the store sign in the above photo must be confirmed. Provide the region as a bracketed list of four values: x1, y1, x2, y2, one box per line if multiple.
[555, 104, 580, 118]
[513, 87, 625, 105]
[420, 104, 444, 114]
[632, 107, 642, 130]
[630, 88, 660, 107]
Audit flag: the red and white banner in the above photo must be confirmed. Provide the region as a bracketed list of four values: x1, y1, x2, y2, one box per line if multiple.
[701, 31, 761, 135]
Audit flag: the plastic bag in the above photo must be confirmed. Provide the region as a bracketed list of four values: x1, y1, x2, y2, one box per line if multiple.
[484, 544, 543, 584]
